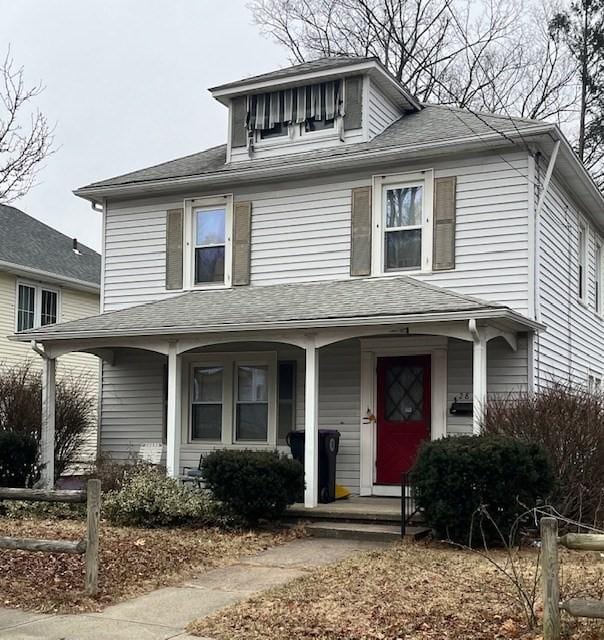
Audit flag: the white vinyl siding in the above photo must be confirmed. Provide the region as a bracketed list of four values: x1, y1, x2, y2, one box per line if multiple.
[367, 78, 401, 138]
[102, 151, 530, 315]
[103, 202, 181, 311]
[100, 348, 166, 460]
[536, 175, 604, 386]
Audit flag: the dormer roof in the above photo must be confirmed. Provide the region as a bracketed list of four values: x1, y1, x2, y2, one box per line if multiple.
[209, 56, 422, 112]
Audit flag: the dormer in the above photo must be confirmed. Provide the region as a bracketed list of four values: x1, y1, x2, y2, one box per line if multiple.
[209, 57, 421, 163]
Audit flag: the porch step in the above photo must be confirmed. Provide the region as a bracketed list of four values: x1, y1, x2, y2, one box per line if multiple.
[301, 520, 431, 542]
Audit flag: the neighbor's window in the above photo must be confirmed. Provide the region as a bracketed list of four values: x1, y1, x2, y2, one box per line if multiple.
[578, 223, 587, 301]
[16, 283, 58, 331]
[383, 184, 423, 271]
[277, 361, 296, 444]
[191, 366, 223, 440]
[236, 364, 269, 442]
[194, 207, 226, 285]
[596, 243, 603, 314]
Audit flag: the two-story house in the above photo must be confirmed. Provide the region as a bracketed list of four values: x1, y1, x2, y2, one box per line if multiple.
[13, 57, 604, 506]
[1, 204, 101, 468]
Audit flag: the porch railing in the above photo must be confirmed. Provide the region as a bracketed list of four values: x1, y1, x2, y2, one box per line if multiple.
[400, 472, 422, 537]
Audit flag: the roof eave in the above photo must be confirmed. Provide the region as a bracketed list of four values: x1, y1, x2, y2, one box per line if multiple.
[0, 259, 100, 293]
[9, 307, 543, 344]
[74, 124, 554, 202]
[209, 59, 421, 111]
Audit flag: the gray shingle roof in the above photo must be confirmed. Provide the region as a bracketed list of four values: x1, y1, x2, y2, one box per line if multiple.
[0, 204, 101, 287]
[209, 56, 380, 92]
[14, 276, 509, 341]
[79, 105, 547, 191]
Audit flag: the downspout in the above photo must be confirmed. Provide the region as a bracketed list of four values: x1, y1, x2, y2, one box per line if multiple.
[533, 140, 561, 323]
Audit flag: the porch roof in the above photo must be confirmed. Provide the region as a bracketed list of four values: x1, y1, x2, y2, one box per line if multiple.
[11, 276, 540, 342]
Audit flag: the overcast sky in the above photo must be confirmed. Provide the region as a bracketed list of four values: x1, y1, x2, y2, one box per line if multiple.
[0, 0, 286, 251]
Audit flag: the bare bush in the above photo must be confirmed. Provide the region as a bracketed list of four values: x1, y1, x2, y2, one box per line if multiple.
[482, 383, 604, 528]
[0, 362, 96, 482]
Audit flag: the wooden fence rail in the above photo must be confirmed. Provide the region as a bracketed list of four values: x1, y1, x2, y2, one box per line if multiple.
[0, 479, 100, 595]
[541, 517, 604, 640]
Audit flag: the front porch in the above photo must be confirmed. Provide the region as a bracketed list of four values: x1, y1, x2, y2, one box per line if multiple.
[32, 320, 531, 508]
[12, 275, 540, 508]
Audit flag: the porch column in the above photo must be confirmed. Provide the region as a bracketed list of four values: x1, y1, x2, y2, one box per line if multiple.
[471, 332, 487, 435]
[304, 341, 319, 508]
[166, 342, 182, 478]
[40, 356, 56, 488]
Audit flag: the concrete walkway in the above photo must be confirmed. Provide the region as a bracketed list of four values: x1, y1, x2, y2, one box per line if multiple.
[0, 537, 386, 640]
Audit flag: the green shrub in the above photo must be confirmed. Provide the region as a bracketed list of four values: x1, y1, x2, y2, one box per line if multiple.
[483, 383, 604, 528]
[0, 429, 38, 487]
[202, 449, 304, 524]
[410, 435, 553, 545]
[103, 466, 218, 527]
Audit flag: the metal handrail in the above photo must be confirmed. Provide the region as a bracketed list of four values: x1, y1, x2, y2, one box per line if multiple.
[400, 472, 422, 537]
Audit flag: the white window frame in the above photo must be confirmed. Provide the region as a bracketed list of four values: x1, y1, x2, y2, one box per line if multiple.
[190, 362, 225, 443]
[185, 352, 277, 446]
[183, 195, 233, 290]
[14, 280, 60, 331]
[578, 220, 587, 303]
[372, 169, 434, 276]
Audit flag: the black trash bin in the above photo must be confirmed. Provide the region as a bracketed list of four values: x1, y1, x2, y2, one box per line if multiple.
[318, 429, 340, 503]
[286, 429, 341, 504]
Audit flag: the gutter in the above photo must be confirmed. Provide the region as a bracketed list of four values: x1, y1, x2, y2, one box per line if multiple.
[9, 307, 544, 343]
[0, 259, 100, 294]
[74, 124, 555, 201]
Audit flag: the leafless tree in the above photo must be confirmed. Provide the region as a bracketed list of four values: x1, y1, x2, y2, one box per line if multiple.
[0, 48, 53, 203]
[250, 0, 577, 121]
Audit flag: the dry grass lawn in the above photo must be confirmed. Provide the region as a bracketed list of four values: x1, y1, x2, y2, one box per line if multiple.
[0, 516, 293, 613]
[188, 540, 604, 640]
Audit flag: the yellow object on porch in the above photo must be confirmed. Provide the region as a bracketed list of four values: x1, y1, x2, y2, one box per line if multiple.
[335, 484, 351, 500]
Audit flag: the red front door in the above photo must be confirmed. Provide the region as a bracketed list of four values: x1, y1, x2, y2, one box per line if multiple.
[376, 355, 431, 484]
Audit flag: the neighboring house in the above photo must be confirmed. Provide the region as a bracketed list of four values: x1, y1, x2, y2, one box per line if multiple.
[1, 204, 101, 466]
[12, 57, 604, 505]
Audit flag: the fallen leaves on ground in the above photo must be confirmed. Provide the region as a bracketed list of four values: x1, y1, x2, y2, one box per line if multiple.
[0, 517, 293, 613]
[188, 541, 604, 640]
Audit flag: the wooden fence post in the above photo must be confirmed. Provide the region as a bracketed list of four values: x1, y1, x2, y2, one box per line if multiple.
[541, 517, 561, 640]
[85, 479, 101, 596]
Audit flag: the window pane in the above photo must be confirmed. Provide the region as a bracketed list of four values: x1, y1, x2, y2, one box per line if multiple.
[236, 403, 268, 441]
[261, 123, 287, 139]
[385, 186, 423, 228]
[305, 118, 334, 132]
[196, 209, 225, 246]
[238, 365, 268, 402]
[193, 367, 223, 402]
[17, 285, 35, 331]
[385, 229, 422, 270]
[195, 246, 225, 283]
[192, 404, 222, 440]
[41, 290, 57, 326]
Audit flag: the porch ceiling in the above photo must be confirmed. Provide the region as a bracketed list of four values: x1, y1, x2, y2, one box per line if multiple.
[10, 275, 541, 343]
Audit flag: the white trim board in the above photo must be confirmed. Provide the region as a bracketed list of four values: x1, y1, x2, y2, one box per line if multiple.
[359, 336, 448, 497]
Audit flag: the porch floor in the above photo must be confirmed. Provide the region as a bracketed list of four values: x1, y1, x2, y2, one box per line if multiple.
[287, 497, 401, 522]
